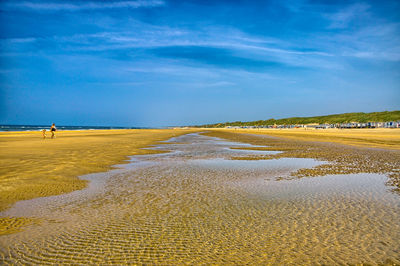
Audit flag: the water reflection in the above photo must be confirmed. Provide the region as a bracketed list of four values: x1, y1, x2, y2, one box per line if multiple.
[1, 133, 399, 265]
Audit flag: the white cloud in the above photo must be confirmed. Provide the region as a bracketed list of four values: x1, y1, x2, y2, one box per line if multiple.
[48, 27, 333, 64]
[199, 81, 235, 87]
[3, 1, 165, 11]
[1, 37, 37, 44]
[319, 22, 400, 61]
[327, 3, 370, 29]
[124, 65, 221, 78]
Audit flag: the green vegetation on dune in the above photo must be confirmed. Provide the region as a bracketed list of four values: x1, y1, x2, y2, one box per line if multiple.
[197, 111, 400, 128]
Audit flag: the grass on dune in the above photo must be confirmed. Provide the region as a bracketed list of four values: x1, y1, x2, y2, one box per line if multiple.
[199, 110, 400, 127]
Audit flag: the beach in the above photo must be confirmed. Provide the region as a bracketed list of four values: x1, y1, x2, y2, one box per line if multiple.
[1, 129, 400, 264]
[210, 128, 400, 150]
[203, 129, 400, 190]
[2, 0, 399, 263]
[0, 129, 196, 234]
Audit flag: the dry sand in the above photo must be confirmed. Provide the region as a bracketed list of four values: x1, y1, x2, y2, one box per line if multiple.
[204, 129, 400, 190]
[208, 128, 400, 150]
[1, 127, 399, 253]
[1, 132, 399, 264]
[0, 128, 198, 234]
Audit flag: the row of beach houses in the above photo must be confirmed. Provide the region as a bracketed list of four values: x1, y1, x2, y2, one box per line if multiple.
[226, 121, 400, 129]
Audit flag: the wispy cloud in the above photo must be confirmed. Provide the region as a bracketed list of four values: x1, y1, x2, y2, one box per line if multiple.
[150, 45, 290, 71]
[2, 1, 165, 11]
[1, 37, 37, 43]
[42, 26, 333, 66]
[201, 81, 235, 87]
[1, 0, 399, 126]
[326, 3, 370, 29]
[3, 2, 399, 69]
[60, 35, 331, 57]
[320, 22, 400, 61]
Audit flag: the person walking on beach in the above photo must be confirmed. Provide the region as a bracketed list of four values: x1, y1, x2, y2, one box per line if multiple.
[50, 123, 57, 139]
[42, 129, 47, 139]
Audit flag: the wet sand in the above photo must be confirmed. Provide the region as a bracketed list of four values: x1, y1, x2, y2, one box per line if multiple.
[0, 129, 196, 213]
[205, 130, 400, 191]
[211, 128, 400, 150]
[1, 133, 399, 264]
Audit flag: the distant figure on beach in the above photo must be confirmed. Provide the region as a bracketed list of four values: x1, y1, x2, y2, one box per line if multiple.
[50, 123, 57, 139]
[42, 129, 46, 139]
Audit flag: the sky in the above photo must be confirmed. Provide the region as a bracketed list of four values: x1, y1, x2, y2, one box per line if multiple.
[0, 0, 399, 127]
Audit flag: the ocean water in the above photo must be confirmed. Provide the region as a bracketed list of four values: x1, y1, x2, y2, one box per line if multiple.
[0, 125, 141, 132]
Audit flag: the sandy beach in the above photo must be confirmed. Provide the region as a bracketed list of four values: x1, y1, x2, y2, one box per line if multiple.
[1, 129, 400, 264]
[2, 0, 399, 263]
[204, 129, 400, 189]
[209, 128, 400, 150]
[0, 129, 197, 234]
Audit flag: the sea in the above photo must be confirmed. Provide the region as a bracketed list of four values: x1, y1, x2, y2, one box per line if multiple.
[0, 125, 142, 132]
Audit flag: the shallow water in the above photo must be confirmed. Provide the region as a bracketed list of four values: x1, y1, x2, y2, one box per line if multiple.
[225, 147, 281, 155]
[1, 133, 399, 264]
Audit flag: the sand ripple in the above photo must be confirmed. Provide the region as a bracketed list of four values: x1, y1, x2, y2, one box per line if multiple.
[1, 133, 399, 264]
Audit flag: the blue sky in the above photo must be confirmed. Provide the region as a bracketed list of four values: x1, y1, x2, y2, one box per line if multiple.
[0, 0, 399, 127]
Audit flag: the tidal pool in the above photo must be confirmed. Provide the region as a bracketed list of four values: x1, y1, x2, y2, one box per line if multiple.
[226, 147, 281, 155]
[1, 133, 399, 264]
